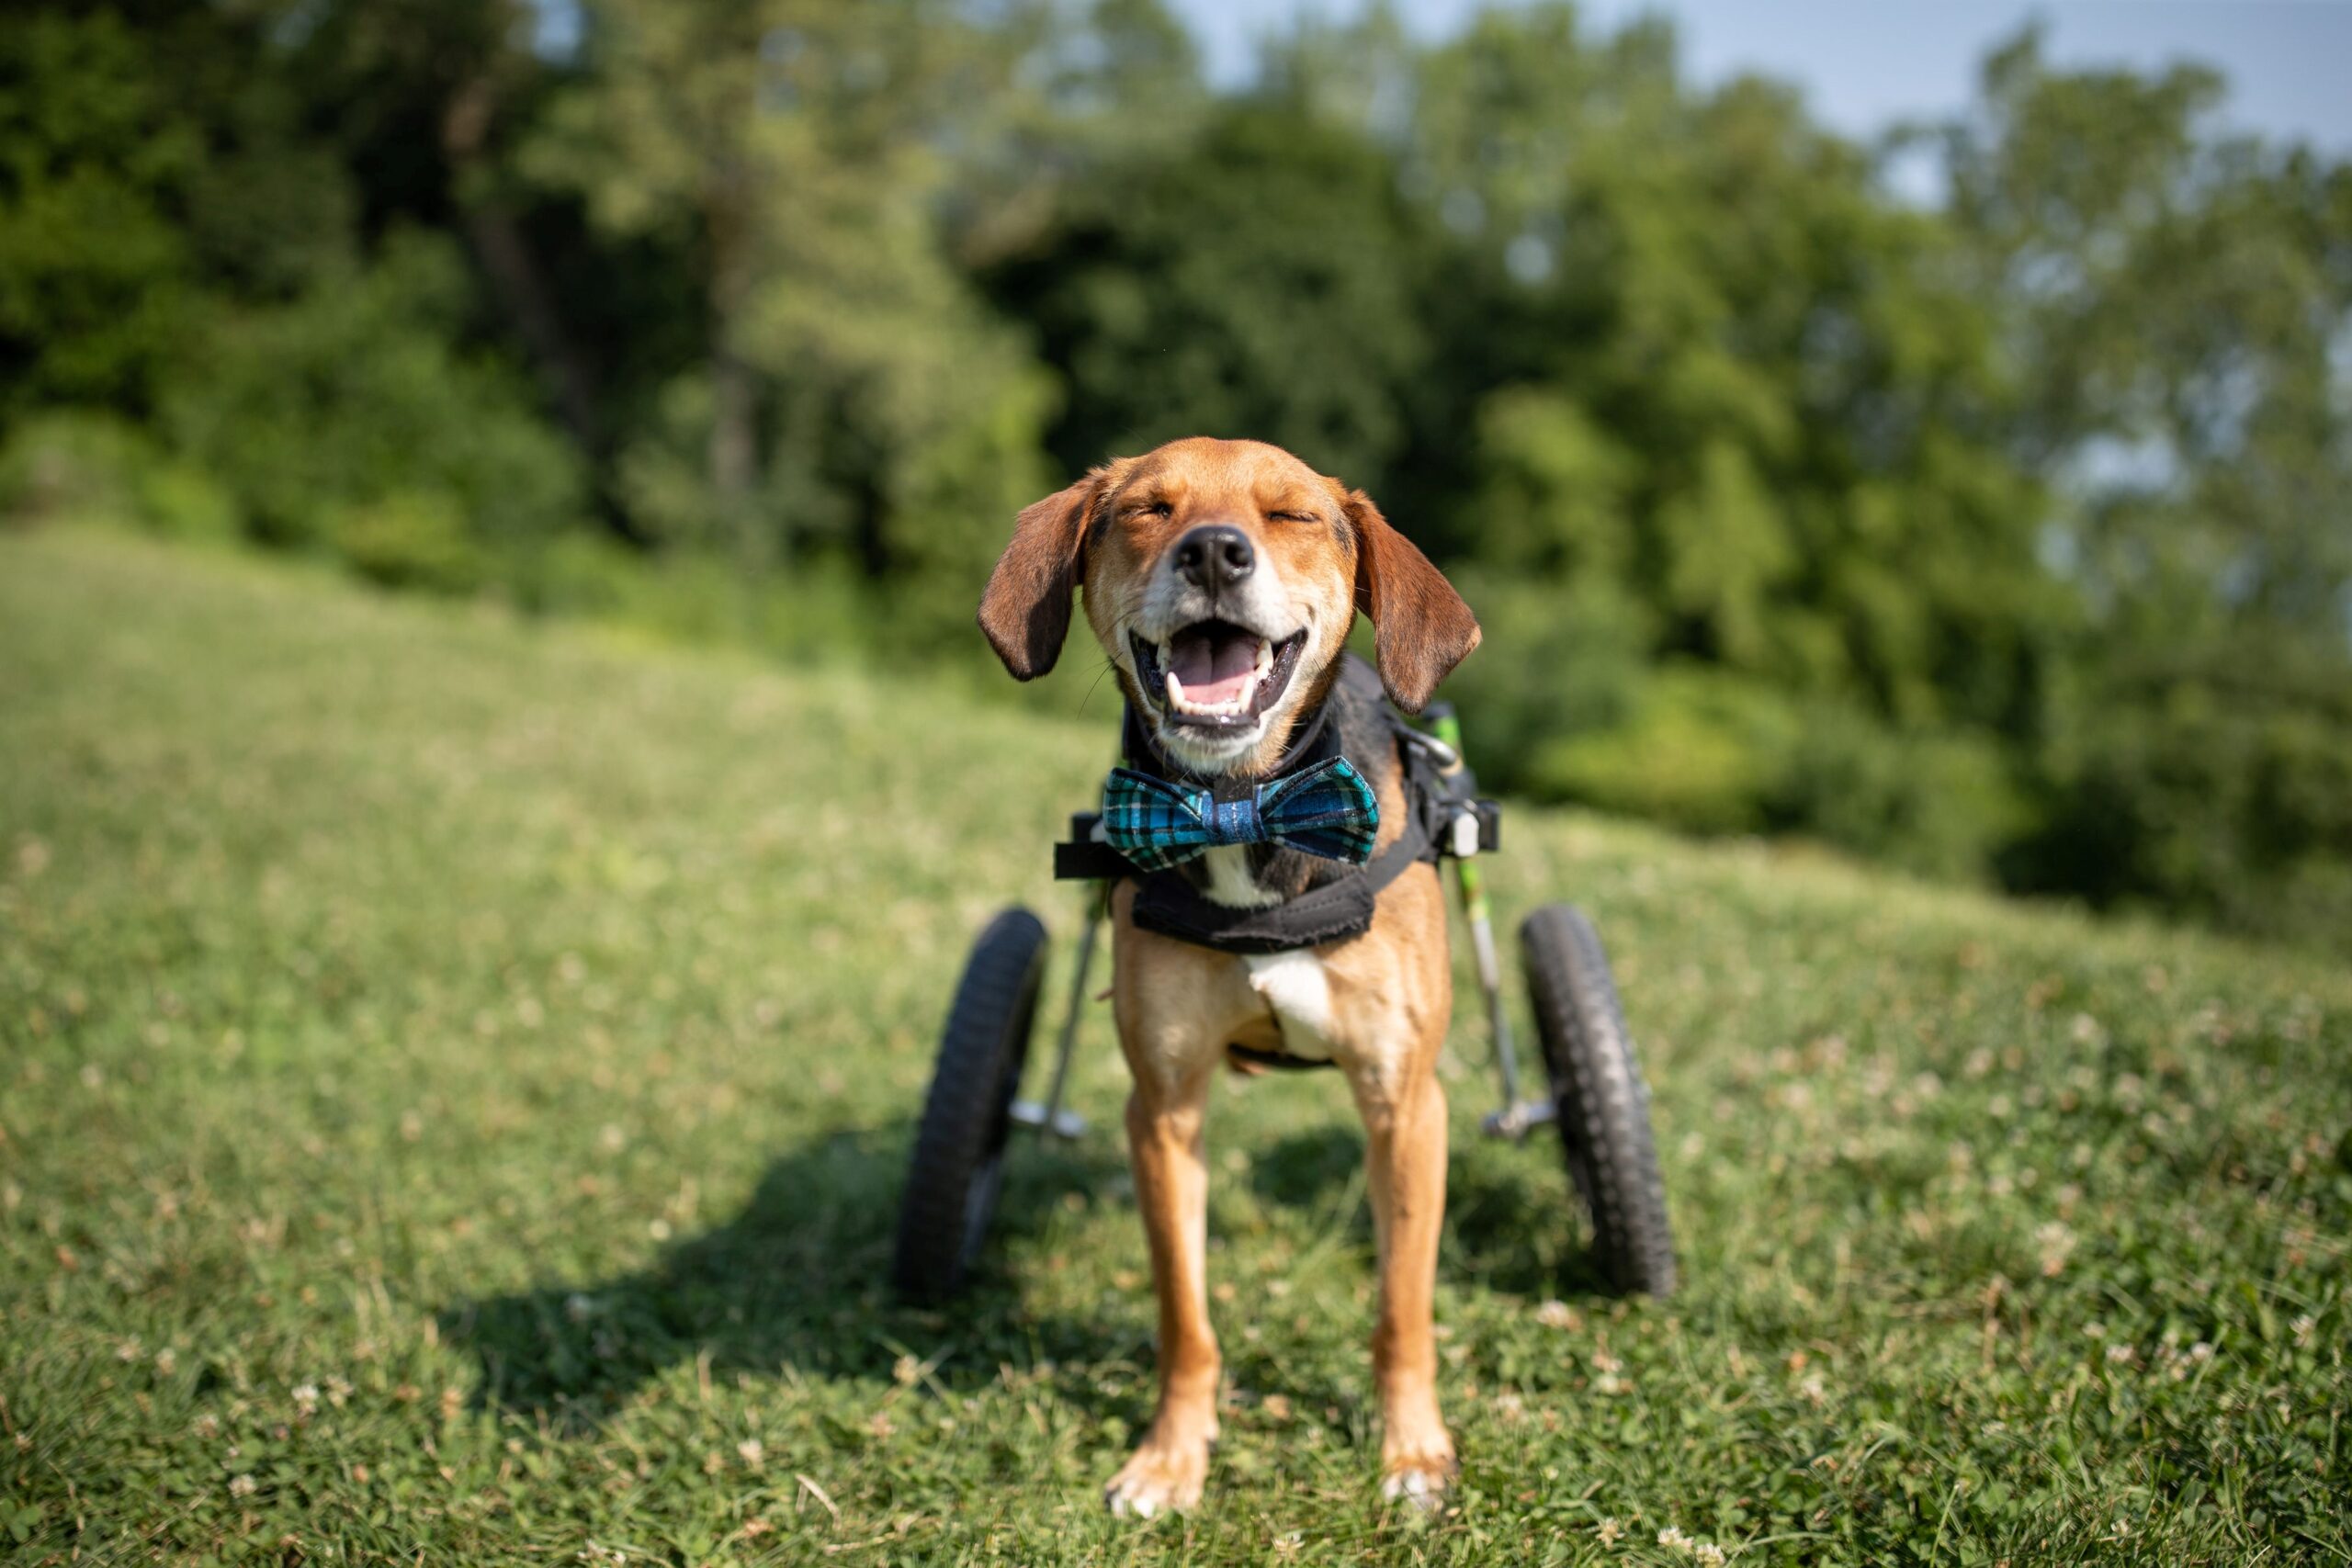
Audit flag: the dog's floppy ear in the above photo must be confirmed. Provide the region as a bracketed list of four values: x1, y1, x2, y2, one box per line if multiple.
[1345, 488, 1480, 713]
[978, 469, 1105, 680]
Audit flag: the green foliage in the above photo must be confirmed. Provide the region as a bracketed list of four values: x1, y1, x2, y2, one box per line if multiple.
[1465, 388, 1640, 582]
[0, 412, 236, 540]
[1927, 27, 2352, 942]
[0, 10, 198, 413]
[1449, 581, 2032, 883]
[986, 101, 1430, 489]
[6, 532, 2349, 1564]
[0, 412, 162, 525]
[526, 0, 1056, 626]
[1775, 705, 2030, 884]
[163, 234, 585, 558]
[1532, 665, 1801, 837]
[330, 491, 486, 595]
[514, 529, 880, 666]
[0, 6, 353, 415]
[2016, 644, 2352, 942]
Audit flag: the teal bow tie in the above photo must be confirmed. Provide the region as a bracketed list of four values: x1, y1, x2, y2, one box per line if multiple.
[1101, 757, 1380, 873]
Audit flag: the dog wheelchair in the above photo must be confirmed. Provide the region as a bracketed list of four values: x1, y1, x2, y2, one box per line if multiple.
[890, 699, 1676, 1305]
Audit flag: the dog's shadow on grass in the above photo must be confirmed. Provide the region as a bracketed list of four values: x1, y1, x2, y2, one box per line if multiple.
[438, 1124, 1135, 1429]
[443, 1117, 1612, 1430]
[1249, 1123, 1613, 1300]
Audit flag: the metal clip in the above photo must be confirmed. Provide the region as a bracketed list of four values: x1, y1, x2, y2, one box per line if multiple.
[1398, 727, 1461, 770]
[1450, 809, 1481, 859]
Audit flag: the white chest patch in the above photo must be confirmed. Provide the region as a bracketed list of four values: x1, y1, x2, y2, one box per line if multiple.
[1243, 949, 1336, 1060]
[1198, 845, 1280, 908]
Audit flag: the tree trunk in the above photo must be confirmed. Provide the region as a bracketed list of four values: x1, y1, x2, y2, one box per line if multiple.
[708, 345, 758, 503]
[704, 179, 765, 566]
[440, 76, 601, 453]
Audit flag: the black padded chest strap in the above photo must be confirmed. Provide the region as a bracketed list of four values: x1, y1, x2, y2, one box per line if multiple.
[1125, 811, 1432, 954]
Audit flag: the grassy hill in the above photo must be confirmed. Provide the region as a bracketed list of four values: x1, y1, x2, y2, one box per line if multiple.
[2, 526, 2346, 1565]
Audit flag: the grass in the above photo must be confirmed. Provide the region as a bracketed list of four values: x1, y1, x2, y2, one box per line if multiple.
[2, 525, 2346, 1566]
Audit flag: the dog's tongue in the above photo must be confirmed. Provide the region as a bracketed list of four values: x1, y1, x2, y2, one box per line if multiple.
[1169, 626, 1259, 705]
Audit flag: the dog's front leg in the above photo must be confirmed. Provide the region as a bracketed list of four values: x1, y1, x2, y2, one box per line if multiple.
[1104, 1057, 1221, 1517]
[1347, 1052, 1457, 1506]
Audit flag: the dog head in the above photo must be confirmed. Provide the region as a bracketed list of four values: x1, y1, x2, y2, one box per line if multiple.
[979, 437, 1479, 777]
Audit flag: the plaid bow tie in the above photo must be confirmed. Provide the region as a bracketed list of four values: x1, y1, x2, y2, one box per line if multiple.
[1101, 757, 1380, 873]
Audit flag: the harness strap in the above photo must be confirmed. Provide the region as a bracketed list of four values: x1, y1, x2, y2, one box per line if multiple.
[1125, 809, 1432, 954]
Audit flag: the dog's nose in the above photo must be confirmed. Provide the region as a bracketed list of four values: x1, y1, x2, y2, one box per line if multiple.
[1173, 525, 1254, 591]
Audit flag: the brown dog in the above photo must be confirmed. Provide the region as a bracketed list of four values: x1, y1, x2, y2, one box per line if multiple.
[978, 436, 1480, 1514]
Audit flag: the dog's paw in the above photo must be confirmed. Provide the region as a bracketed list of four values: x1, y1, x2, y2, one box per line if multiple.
[1104, 1437, 1210, 1520]
[1379, 1428, 1456, 1513]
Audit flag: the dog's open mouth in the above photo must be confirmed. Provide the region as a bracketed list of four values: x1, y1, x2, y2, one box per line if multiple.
[1131, 622, 1307, 730]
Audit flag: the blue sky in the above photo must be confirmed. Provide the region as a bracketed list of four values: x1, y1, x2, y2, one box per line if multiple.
[1170, 1, 2352, 152]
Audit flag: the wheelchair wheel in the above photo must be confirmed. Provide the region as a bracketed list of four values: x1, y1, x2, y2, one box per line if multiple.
[1520, 905, 1676, 1297]
[891, 908, 1046, 1303]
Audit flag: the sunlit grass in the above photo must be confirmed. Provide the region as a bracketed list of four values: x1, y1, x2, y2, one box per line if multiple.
[3, 526, 2346, 1564]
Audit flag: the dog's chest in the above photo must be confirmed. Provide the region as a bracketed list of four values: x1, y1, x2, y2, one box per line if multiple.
[1195, 845, 1281, 909]
[1240, 949, 1337, 1060]
[1193, 848, 1337, 1059]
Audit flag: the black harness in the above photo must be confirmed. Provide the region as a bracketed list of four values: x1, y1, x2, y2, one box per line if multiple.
[1054, 660, 1498, 959]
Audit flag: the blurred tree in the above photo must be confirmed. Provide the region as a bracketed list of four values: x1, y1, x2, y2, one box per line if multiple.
[522, 0, 1052, 604]
[1931, 29, 2352, 934]
[1939, 29, 2352, 647]
[983, 97, 1432, 496]
[0, 6, 351, 416]
[1405, 6, 2062, 721]
[164, 232, 584, 562]
[280, 0, 605, 452]
[1265, 5, 2065, 880]
[950, 0, 1210, 266]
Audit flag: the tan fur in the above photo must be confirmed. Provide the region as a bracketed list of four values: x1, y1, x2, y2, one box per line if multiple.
[985, 437, 1475, 1514]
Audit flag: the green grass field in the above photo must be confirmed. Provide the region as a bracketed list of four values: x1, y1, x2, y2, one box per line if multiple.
[3, 527, 2346, 1565]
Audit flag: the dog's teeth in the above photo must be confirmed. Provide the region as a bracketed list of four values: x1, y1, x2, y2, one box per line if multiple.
[1254, 639, 1272, 676]
[1164, 671, 1182, 710]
